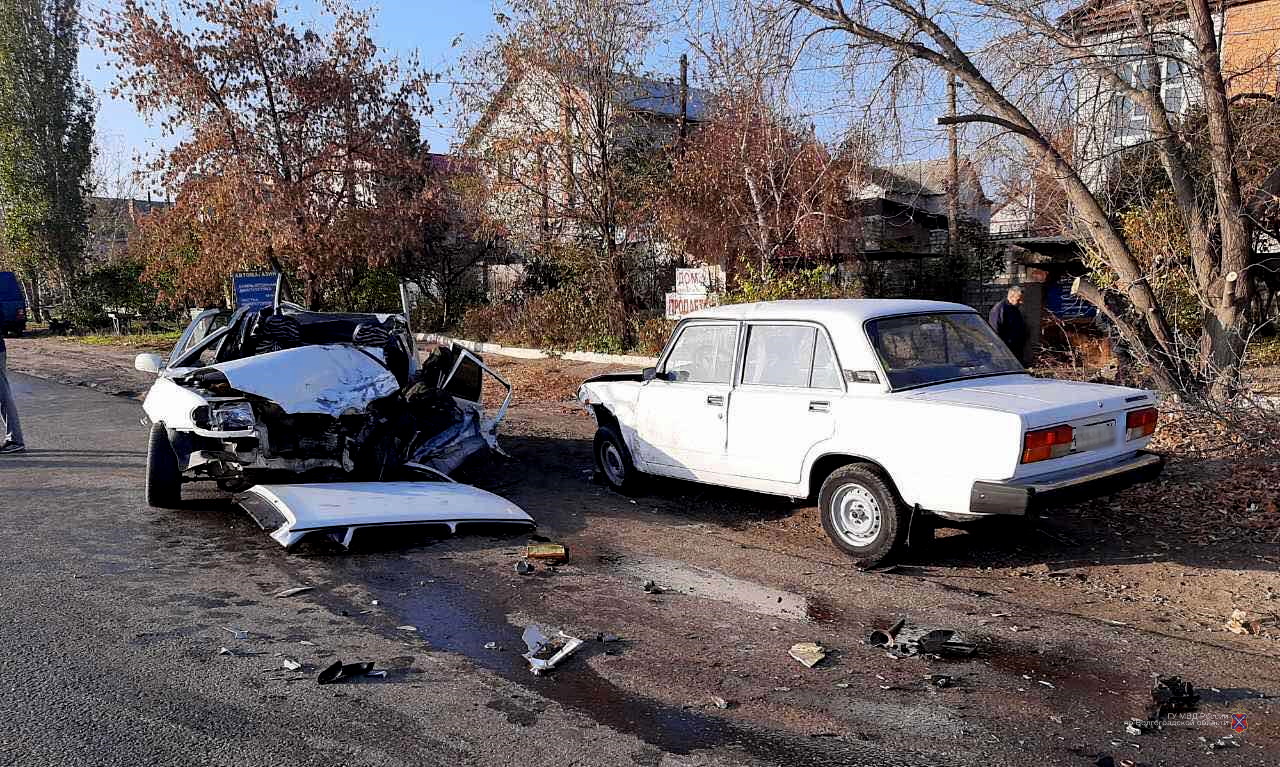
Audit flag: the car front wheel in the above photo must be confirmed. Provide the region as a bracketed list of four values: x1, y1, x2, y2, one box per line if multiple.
[819, 465, 909, 567]
[593, 424, 642, 494]
[146, 424, 183, 508]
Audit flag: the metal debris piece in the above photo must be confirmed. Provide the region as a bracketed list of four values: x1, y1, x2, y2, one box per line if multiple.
[789, 642, 827, 668]
[596, 632, 620, 643]
[642, 579, 664, 594]
[711, 696, 731, 710]
[521, 625, 585, 675]
[1208, 735, 1241, 750]
[222, 626, 248, 640]
[217, 647, 234, 656]
[514, 559, 534, 575]
[1124, 720, 1144, 736]
[866, 618, 906, 647]
[365, 670, 388, 678]
[281, 658, 303, 671]
[526, 543, 567, 562]
[275, 586, 314, 598]
[1146, 675, 1199, 720]
[317, 660, 375, 685]
[396, 625, 418, 632]
[484, 641, 498, 650]
[929, 674, 954, 688]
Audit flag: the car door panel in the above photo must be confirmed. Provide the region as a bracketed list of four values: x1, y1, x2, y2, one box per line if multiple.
[635, 322, 738, 471]
[726, 324, 841, 483]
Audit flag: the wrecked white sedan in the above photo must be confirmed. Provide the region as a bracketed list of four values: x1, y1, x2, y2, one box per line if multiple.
[135, 304, 529, 547]
[579, 299, 1165, 566]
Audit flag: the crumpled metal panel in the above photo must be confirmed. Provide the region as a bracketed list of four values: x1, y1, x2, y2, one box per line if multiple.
[203, 344, 400, 417]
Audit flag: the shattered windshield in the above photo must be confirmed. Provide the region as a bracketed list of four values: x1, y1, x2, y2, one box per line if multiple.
[866, 312, 1024, 390]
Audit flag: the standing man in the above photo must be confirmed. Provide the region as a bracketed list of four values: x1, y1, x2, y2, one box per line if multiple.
[989, 285, 1028, 363]
[0, 330, 25, 453]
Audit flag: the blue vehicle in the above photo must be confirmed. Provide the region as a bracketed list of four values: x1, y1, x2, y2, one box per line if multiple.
[0, 272, 26, 336]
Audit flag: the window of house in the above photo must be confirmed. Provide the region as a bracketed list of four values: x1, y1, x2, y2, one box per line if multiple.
[663, 324, 737, 384]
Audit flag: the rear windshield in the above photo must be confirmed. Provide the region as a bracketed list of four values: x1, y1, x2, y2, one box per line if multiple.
[866, 312, 1024, 389]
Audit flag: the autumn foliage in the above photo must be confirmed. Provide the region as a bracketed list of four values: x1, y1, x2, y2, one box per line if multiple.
[96, 0, 441, 308]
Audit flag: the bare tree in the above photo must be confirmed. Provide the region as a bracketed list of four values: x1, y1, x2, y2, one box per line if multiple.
[780, 0, 1275, 399]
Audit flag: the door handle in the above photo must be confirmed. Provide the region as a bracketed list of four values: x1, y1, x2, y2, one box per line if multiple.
[809, 400, 830, 413]
[706, 394, 725, 406]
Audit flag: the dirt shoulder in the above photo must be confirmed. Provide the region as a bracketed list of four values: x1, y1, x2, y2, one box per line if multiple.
[8, 335, 1279, 765]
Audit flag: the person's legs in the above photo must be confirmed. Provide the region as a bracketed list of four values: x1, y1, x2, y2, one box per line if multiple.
[0, 350, 25, 448]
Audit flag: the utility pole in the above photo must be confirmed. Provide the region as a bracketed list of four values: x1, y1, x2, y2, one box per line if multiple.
[678, 53, 689, 140]
[945, 71, 963, 300]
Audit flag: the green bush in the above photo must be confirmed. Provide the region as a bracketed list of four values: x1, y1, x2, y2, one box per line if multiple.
[66, 259, 173, 330]
[723, 262, 848, 303]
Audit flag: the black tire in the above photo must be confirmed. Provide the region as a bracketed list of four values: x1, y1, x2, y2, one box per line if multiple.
[819, 464, 910, 567]
[146, 424, 182, 508]
[593, 424, 642, 494]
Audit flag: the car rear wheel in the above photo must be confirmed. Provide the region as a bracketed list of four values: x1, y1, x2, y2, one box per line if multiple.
[819, 465, 909, 567]
[146, 424, 182, 508]
[593, 424, 642, 494]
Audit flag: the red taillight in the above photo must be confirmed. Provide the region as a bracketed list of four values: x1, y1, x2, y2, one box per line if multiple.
[1126, 407, 1158, 440]
[1022, 425, 1073, 463]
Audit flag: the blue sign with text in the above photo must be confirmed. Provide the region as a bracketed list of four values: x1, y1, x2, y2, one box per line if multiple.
[232, 273, 279, 309]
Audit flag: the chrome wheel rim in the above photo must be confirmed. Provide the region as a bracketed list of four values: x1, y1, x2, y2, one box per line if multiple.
[830, 483, 882, 548]
[601, 441, 626, 486]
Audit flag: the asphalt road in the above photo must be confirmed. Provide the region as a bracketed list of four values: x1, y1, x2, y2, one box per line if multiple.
[0, 373, 941, 767]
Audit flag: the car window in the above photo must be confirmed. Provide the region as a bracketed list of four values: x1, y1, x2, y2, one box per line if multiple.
[171, 309, 231, 364]
[867, 312, 1023, 389]
[664, 324, 737, 384]
[742, 325, 816, 387]
[810, 332, 842, 389]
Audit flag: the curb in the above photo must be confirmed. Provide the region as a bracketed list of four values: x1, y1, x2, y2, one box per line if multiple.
[415, 333, 657, 367]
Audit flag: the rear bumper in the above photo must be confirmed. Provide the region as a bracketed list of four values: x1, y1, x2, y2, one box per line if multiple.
[970, 451, 1164, 516]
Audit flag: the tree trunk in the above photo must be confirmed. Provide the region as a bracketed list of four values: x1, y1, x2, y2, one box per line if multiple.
[24, 273, 41, 322]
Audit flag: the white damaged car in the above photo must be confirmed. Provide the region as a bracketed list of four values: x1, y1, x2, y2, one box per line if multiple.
[135, 304, 531, 547]
[579, 299, 1164, 566]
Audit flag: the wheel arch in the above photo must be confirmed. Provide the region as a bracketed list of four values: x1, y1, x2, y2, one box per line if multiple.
[806, 452, 899, 501]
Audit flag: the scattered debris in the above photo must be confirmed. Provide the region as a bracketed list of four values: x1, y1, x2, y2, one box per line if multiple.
[1124, 720, 1144, 736]
[868, 620, 976, 657]
[526, 543, 568, 563]
[275, 586, 314, 598]
[484, 641, 498, 650]
[217, 647, 235, 656]
[396, 625, 418, 632]
[1146, 675, 1200, 720]
[596, 632, 620, 643]
[365, 670, 388, 678]
[317, 660, 375, 685]
[1227, 608, 1277, 637]
[928, 674, 955, 688]
[521, 625, 585, 675]
[281, 658, 303, 671]
[1204, 735, 1241, 750]
[789, 642, 827, 668]
[710, 696, 731, 710]
[221, 626, 248, 640]
[514, 560, 535, 575]
[642, 579, 665, 594]
[866, 618, 906, 647]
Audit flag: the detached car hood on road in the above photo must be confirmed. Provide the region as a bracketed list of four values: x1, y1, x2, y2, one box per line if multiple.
[198, 344, 401, 417]
[237, 481, 534, 548]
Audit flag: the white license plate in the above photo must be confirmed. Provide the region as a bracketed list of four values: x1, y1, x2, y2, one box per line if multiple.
[1073, 420, 1116, 452]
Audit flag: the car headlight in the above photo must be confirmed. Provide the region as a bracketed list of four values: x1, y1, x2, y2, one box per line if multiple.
[209, 401, 255, 431]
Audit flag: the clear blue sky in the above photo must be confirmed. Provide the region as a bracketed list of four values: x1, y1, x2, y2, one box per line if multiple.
[83, 1, 505, 198]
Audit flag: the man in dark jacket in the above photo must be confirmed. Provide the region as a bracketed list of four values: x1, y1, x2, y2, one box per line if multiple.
[988, 285, 1028, 363]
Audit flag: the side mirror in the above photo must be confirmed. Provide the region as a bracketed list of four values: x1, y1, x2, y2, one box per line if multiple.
[134, 353, 164, 374]
[642, 366, 658, 381]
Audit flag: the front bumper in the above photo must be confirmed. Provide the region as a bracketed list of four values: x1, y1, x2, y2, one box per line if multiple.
[970, 451, 1164, 516]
